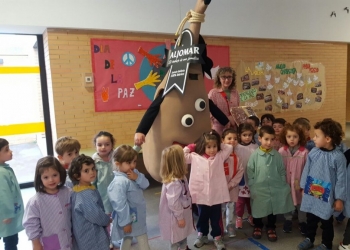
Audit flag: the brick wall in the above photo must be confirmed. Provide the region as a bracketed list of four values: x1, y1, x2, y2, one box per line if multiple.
[44, 29, 348, 149]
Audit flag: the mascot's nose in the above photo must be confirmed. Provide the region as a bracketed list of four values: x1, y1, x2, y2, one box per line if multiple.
[181, 114, 194, 127]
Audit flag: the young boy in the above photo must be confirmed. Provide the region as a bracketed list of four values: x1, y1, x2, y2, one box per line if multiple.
[272, 118, 286, 150]
[55, 136, 81, 187]
[297, 118, 347, 250]
[246, 115, 260, 145]
[247, 126, 294, 242]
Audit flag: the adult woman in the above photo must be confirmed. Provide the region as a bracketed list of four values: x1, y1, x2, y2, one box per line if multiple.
[208, 67, 240, 135]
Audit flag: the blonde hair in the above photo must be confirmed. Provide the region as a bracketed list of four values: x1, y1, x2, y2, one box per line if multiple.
[160, 145, 187, 184]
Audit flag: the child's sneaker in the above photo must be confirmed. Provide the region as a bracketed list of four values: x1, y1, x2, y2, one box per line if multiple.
[213, 236, 225, 250]
[193, 233, 209, 248]
[314, 244, 331, 250]
[247, 215, 254, 226]
[297, 238, 314, 250]
[226, 224, 236, 238]
[235, 217, 243, 229]
[298, 222, 307, 235]
[283, 220, 292, 233]
[339, 243, 350, 250]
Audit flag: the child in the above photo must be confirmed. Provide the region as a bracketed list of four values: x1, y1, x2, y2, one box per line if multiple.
[55, 136, 81, 188]
[339, 149, 350, 250]
[247, 126, 294, 242]
[221, 128, 244, 237]
[92, 131, 115, 215]
[234, 123, 258, 229]
[0, 138, 24, 250]
[23, 156, 72, 250]
[68, 154, 111, 250]
[272, 118, 286, 150]
[260, 113, 275, 127]
[184, 130, 232, 250]
[159, 145, 194, 250]
[278, 123, 308, 234]
[297, 118, 347, 250]
[246, 115, 260, 146]
[108, 145, 150, 250]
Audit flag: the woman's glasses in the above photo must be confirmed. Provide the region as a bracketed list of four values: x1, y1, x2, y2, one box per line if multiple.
[220, 76, 233, 80]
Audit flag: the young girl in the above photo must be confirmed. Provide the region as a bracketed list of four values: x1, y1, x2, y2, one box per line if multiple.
[297, 118, 347, 250]
[183, 130, 232, 250]
[159, 145, 194, 250]
[247, 125, 294, 242]
[272, 118, 286, 150]
[92, 131, 115, 215]
[23, 156, 72, 250]
[234, 123, 258, 229]
[0, 139, 24, 250]
[68, 154, 111, 250]
[108, 145, 150, 250]
[221, 128, 244, 237]
[278, 123, 308, 234]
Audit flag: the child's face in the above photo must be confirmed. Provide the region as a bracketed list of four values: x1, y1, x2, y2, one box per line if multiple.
[0, 144, 12, 164]
[205, 140, 218, 157]
[258, 133, 275, 150]
[59, 150, 79, 166]
[222, 133, 238, 148]
[41, 167, 60, 194]
[286, 130, 300, 147]
[116, 156, 137, 173]
[261, 118, 273, 127]
[313, 129, 331, 149]
[95, 135, 113, 160]
[79, 163, 97, 185]
[273, 123, 284, 136]
[246, 119, 258, 130]
[240, 130, 253, 145]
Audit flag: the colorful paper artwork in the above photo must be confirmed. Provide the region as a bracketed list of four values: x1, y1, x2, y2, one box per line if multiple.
[236, 61, 325, 113]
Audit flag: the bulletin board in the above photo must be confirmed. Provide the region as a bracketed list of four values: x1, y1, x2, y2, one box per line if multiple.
[236, 61, 325, 113]
[91, 38, 230, 112]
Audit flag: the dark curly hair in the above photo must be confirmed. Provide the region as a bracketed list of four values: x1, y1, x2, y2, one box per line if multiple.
[279, 123, 307, 147]
[213, 67, 236, 91]
[194, 130, 221, 155]
[314, 118, 344, 146]
[34, 156, 67, 193]
[68, 154, 95, 185]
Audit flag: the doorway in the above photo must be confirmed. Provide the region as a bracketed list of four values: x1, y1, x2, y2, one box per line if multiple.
[0, 34, 53, 187]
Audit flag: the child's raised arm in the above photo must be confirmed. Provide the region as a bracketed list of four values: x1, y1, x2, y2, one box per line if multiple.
[218, 143, 233, 162]
[183, 144, 196, 164]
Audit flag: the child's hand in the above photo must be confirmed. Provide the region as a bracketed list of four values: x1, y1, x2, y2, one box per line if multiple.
[334, 199, 343, 212]
[294, 179, 300, 191]
[32, 239, 43, 250]
[127, 170, 138, 181]
[187, 144, 196, 152]
[123, 224, 132, 234]
[2, 218, 12, 224]
[177, 219, 186, 228]
[228, 186, 234, 191]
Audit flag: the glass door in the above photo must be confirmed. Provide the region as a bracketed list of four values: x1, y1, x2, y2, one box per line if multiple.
[0, 34, 52, 187]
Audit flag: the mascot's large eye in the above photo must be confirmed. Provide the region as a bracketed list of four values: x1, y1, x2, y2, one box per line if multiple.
[195, 98, 206, 112]
[181, 114, 194, 127]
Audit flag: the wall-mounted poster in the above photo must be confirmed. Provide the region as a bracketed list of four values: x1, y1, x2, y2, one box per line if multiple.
[236, 61, 325, 113]
[91, 38, 229, 112]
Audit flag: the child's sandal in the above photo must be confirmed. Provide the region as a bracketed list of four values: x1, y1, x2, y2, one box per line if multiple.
[267, 229, 277, 242]
[252, 227, 262, 239]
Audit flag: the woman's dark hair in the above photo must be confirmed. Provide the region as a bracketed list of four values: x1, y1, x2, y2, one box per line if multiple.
[314, 118, 344, 146]
[279, 123, 307, 147]
[34, 156, 67, 193]
[68, 154, 95, 185]
[260, 114, 275, 125]
[195, 130, 221, 155]
[237, 123, 255, 144]
[221, 128, 238, 140]
[93, 131, 116, 149]
[258, 125, 275, 137]
[0, 138, 9, 151]
[247, 116, 260, 128]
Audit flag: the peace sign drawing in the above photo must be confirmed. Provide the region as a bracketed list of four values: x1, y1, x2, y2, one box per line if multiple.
[122, 52, 136, 66]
